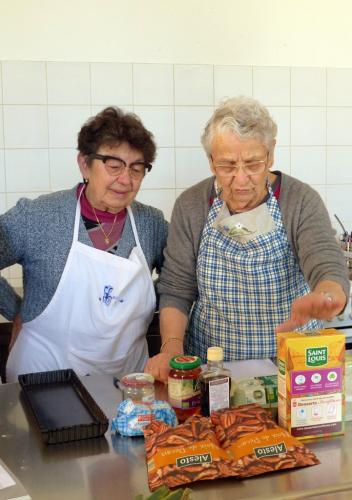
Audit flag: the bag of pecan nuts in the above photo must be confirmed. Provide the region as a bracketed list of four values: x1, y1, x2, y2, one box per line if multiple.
[143, 404, 320, 491]
[211, 403, 320, 478]
[143, 415, 235, 491]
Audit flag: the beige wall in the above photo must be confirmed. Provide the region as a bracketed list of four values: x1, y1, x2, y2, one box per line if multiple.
[1, 0, 352, 67]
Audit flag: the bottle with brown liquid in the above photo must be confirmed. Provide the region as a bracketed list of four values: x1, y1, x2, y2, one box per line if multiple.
[199, 346, 231, 416]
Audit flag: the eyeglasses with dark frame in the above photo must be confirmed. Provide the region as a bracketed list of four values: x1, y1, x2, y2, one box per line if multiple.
[211, 154, 268, 178]
[89, 153, 152, 180]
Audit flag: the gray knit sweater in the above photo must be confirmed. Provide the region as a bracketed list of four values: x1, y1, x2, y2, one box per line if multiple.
[0, 186, 168, 321]
[158, 173, 350, 314]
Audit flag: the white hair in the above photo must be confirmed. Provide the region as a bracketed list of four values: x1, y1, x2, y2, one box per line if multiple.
[201, 96, 277, 157]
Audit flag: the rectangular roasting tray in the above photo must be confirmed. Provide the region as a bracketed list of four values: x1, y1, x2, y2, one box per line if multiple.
[18, 369, 109, 444]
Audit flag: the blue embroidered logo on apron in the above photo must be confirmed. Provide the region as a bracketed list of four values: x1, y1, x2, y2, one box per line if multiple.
[100, 285, 124, 305]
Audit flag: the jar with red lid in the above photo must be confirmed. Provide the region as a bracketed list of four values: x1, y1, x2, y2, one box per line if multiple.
[168, 355, 202, 421]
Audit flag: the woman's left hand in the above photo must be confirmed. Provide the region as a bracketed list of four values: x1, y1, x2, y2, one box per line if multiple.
[275, 281, 347, 333]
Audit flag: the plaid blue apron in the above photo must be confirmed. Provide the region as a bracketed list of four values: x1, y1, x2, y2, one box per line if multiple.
[186, 184, 322, 362]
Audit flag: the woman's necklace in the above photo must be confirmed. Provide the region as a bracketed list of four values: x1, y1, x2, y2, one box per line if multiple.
[92, 206, 118, 245]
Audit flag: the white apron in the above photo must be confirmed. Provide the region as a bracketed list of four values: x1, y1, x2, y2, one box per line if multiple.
[6, 194, 156, 382]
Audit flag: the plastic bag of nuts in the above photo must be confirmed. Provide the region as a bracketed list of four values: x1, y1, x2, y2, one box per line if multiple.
[143, 415, 235, 491]
[143, 404, 319, 491]
[211, 403, 320, 478]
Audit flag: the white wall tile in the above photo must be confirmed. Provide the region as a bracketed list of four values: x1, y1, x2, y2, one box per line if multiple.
[326, 185, 352, 224]
[0, 107, 3, 148]
[47, 62, 90, 105]
[174, 64, 213, 105]
[291, 108, 326, 145]
[0, 64, 2, 104]
[327, 146, 352, 183]
[142, 148, 175, 189]
[0, 267, 10, 279]
[214, 66, 252, 104]
[175, 106, 213, 147]
[5, 149, 50, 192]
[48, 106, 91, 148]
[137, 189, 175, 221]
[90, 63, 133, 105]
[133, 64, 173, 105]
[253, 67, 290, 106]
[0, 150, 4, 192]
[0, 193, 5, 214]
[327, 68, 352, 106]
[273, 146, 290, 174]
[327, 108, 352, 145]
[49, 149, 81, 191]
[6, 191, 49, 210]
[0, 269, 10, 282]
[175, 148, 210, 188]
[134, 106, 174, 147]
[3, 105, 48, 148]
[2, 61, 46, 104]
[1, 58, 352, 236]
[9, 263, 22, 279]
[267, 107, 290, 146]
[291, 67, 326, 106]
[8, 277, 23, 288]
[291, 146, 326, 184]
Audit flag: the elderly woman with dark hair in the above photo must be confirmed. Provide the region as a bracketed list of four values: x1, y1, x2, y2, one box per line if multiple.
[146, 96, 349, 382]
[0, 107, 168, 382]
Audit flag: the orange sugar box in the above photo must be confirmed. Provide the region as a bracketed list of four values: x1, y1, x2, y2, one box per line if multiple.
[277, 328, 345, 439]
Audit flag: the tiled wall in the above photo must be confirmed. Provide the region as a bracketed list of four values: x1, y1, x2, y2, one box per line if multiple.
[1, 61, 352, 286]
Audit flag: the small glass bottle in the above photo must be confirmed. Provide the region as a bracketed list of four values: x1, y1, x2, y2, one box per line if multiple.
[199, 346, 231, 416]
[168, 355, 202, 422]
[121, 373, 155, 403]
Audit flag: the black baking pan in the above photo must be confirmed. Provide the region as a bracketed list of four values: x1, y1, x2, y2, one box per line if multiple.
[18, 369, 109, 444]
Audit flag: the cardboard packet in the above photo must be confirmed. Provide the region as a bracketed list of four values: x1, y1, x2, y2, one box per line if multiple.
[345, 353, 352, 421]
[277, 328, 345, 439]
[231, 375, 278, 419]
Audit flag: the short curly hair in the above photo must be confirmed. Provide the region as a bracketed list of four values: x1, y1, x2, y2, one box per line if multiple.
[201, 96, 277, 157]
[77, 107, 156, 164]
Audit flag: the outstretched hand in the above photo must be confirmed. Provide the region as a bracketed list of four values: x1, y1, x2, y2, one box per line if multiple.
[275, 290, 344, 333]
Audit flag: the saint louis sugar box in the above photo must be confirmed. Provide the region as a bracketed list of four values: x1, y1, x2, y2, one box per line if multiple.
[277, 328, 345, 439]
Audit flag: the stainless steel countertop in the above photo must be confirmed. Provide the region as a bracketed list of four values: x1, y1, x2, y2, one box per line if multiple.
[1, 375, 352, 500]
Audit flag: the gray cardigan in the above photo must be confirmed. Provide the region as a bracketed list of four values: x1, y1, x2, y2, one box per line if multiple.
[0, 186, 168, 321]
[158, 173, 350, 315]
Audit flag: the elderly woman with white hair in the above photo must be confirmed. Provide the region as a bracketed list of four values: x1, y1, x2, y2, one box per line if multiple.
[145, 96, 349, 381]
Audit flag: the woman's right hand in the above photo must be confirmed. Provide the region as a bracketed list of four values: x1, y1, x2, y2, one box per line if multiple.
[144, 352, 176, 382]
[146, 307, 187, 382]
[9, 314, 22, 352]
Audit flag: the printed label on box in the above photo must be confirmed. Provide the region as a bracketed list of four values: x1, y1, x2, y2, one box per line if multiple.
[290, 367, 342, 395]
[291, 393, 342, 437]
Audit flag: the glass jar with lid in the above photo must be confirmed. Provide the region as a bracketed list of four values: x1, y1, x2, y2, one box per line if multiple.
[168, 355, 202, 421]
[121, 372, 155, 403]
